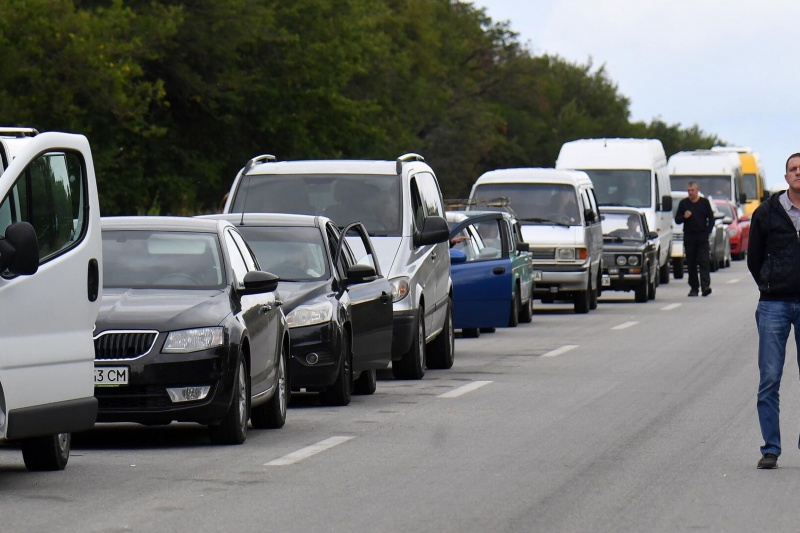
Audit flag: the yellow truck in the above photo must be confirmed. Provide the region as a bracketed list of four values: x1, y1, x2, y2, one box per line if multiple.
[712, 146, 766, 216]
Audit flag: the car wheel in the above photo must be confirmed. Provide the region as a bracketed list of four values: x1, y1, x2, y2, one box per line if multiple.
[392, 308, 426, 380]
[427, 298, 455, 369]
[462, 328, 480, 338]
[353, 369, 377, 395]
[320, 329, 353, 406]
[635, 269, 649, 303]
[21, 433, 70, 471]
[672, 258, 684, 279]
[589, 275, 598, 310]
[519, 287, 534, 323]
[573, 275, 591, 314]
[508, 287, 520, 327]
[208, 357, 249, 445]
[659, 261, 670, 284]
[251, 340, 288, 429]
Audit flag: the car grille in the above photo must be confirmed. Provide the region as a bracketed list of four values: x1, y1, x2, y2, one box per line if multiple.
[530, 248, 556, 260]
[95, 385, 171, 410]
[603, 253, 616, 266]
[94, 331, 158, 361]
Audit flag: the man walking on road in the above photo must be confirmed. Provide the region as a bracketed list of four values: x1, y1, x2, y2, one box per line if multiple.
[747, 152, 800, 469]
[675, 181, 714, 297]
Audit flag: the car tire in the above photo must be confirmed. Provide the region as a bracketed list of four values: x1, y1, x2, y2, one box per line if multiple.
[21, 433, 70, 471]
[392, 308, 426, 380]
[659, 261, 670, 284]
[353, 369, 377, 395]
[635, 269, 649, 303]
[462, 328, 480, 338]
[672, 258, 684, 279]
[251, 340, 288, 429]
[320, 329, 353, 406]
[508, 287, 519, 327]
[519, 287, 534, 323]
[589, 275, 598, 311]
[573, 275, 591, 314]
[208, 357, 249, 445]
[428, 298, 455, 369]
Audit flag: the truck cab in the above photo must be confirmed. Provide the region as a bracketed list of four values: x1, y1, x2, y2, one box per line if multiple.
[0, 129, 101, 470]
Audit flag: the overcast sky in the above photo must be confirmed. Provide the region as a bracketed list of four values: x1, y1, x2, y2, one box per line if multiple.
[475, 0, 796, 191]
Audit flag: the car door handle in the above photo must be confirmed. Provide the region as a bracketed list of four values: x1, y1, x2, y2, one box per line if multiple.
[380, 291, 392, 303]
[493, 267, 506, 275]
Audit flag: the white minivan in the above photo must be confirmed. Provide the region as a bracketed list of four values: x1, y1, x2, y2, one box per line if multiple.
[556, 138, 674, 284]
[668, 150, 745, 208]
[469, 168, 603, 314]
[0, 129, 101, 470]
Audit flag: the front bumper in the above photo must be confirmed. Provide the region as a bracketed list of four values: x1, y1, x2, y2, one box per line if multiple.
[532, 264, 589, 296]
[601, 270, 646, 291]
[391, 309, 417, 360]
[288, 322, 342, 390]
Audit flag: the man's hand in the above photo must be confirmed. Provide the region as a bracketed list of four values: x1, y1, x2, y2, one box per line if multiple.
[684, 210, 692, 218]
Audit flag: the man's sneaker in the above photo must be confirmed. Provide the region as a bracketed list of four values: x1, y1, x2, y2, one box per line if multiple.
[688, 290, 699, 297]
[758, 453, 778, 469]
[702, 287, 712, 297]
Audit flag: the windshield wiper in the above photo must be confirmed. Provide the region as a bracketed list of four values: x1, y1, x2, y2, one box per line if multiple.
[518, 217, 570, 228]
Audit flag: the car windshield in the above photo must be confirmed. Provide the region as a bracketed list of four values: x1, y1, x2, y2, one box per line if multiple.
[671, 175, 731, 200]
[236, 226, 329, 281]
[229, 174, 402, 237]
[102, 231, 225, 289]
[601, 212, 644, 240]
[471, 183, 581, 226]
[716, 202, 734, 219]
[580, 169, 651, 208]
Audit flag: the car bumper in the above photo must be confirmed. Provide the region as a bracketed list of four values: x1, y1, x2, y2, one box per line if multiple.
[391, 309, 416, 360]
[5, 397, 98, 440]
[288, 322, 342, 390]
[532, 265, 589, 295]
[94, 347, 236, 425]
[601, 271, 646, 291]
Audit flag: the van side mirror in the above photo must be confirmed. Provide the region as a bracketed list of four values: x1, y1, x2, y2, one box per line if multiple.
[762, 189, 770, 200]
[583, 208, 596, 223]
[739, 192, 747, 204]
[0, 222, 39, 276]
[660, 195, 672, 212]
[647, 231, 659, 240]
[414, 216, 450, 246]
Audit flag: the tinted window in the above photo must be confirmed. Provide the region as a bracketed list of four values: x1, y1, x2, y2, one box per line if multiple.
[472, 183, 580, 226]
[580, 169, 651, 208]
[671, 175, 731, 199]
[236, 226, 329, 281]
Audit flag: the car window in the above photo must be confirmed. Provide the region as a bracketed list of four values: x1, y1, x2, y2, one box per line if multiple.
[102, 230, 225, 289]
[0, 150, 88, 274]
[472, 183, 580, 226]
[228, 229, 259, 272]
[474, 219, 504, 258]
[235, 225, 329, 281]
[224, 231, 250, 288]
[414, 172, 444, 217]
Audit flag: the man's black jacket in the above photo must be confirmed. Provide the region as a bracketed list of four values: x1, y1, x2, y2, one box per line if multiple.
[747, 191, 800, 301]
[675, 196, 714, 235]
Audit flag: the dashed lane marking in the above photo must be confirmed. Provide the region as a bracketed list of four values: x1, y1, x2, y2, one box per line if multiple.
[727, 279, 740, 284]
[438, 380, 492, 398]
[541, 345, 579, 358]
[265, 436, 354, 466]
[661, 303, 681, 311]
[612, 321, 638, 330]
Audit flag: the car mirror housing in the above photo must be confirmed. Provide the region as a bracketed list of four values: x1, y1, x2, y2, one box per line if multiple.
[0, 222, 39, 276]
[647, 231, 659, 240]
[583, 208, 596, 223]
[414, 216, 450, 246]
[660, 195, 673, 212]
[345, 263, 378, 285]
[241, 270, 279, 294]
[449, 249, 467, 264]
[517, 241, 530, 252]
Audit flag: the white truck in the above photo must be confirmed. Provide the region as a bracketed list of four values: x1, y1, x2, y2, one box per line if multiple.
[0, 128, 101, 470]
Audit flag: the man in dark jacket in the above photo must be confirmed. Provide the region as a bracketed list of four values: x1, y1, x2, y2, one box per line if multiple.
[747, 152, 800, 469]
[675, 181, 714, 296]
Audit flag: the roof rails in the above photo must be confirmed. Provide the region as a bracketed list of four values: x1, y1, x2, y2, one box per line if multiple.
[0, 127, 39, 138]
[444, 197, 515, 213]
[242, 154, 276, 175]
[396, 153, 425, 175]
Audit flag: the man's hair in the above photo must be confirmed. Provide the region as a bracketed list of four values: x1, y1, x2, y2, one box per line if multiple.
[687, 181, 698, 189]
[786, 153, 800, 172]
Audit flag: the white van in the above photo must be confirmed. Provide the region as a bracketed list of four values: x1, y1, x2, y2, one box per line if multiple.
[668, 150, 745, 207]
[0, 130, 101, 470]
[468, 168, 602, 314]
[555, 138, 674, 284]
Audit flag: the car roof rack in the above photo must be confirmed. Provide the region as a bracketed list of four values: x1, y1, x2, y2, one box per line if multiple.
[0, 127, 39, 138]
[242, 154, 276, 175]
[396, 153, 425, 175]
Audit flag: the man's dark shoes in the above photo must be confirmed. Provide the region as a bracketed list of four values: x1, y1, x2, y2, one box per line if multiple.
[757, 453, 778, 469]
[688, 290, 699, 297]
[702, 287, 712, 297]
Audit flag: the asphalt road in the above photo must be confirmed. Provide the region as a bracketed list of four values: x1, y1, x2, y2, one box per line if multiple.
[3, 260, 800, 532]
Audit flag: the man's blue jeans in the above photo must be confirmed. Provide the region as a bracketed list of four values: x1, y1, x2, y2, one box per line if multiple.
[756, 300, 800, 456]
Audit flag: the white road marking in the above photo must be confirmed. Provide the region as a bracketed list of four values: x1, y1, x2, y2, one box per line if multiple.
[612, 321, 638, 330]
[661, 303, 681, 311]
[541, 345, 578, 358]
[265, 436, 354, 466]
[727, 278, 740, 284]
[438, 380, 492, 398]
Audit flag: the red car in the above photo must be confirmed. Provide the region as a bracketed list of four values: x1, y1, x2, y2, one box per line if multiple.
[714, 199, 750, 260]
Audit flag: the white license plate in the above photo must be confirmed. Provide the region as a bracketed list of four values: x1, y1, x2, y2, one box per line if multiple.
[95, 366, 129, 387]
[533, 271, 543, 281]
[602, 276, 611, 287]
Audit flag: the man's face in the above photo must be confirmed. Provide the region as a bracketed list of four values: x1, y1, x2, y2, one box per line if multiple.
[785, 157, 800, 191]
[687, 185, 699, 201]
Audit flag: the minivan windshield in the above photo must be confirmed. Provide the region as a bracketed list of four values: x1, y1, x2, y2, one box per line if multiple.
[671, 175, 731, 200]
[472, 183, 581, 226]
[580, 169, 651, 208]
[230, 174, 402, 237]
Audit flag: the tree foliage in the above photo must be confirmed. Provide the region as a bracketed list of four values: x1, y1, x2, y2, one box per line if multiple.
[0, 0, 723, 213]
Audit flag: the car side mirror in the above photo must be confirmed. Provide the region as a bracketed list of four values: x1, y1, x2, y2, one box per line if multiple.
[241, 270, 279, 294]
[345, 263, 378, 285]
[0, 222, 39, 276]
[517, 241, 530, 252]
[739, 192, 747, 204]
[414, 216, 450, 246]
[583, 208, 596, 223]
[661, 195, 673, 212]
[449, 249, 467, 265]
[647, 231, 658, 240]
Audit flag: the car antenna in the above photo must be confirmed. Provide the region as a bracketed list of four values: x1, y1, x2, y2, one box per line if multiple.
[238, 154, 276, 225]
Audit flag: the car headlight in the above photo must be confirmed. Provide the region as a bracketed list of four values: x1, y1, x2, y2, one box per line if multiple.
[616, 255, 627, 266]
[286, 301, 334, 328]
[556, 248, 576, 261]
[627, 255, 640, 267]
[164, 327, 224, 353]
[389, 277, 410, 302]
